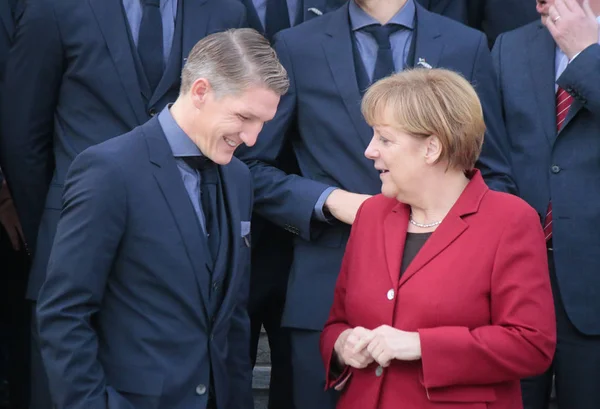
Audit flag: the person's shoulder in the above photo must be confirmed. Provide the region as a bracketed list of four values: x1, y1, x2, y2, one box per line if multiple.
[421, 8, 485, 44]
[359, 194, 400, 219]
[482, 190, 540, 225]
[276, 9, 337, 44]
[75, 127, 144, 172]
[496, 20, 541, 47]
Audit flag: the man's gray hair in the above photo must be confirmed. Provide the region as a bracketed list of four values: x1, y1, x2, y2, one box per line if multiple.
[181, 28, 289, 97]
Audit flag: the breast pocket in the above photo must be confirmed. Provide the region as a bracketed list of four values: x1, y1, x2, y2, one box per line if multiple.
[104, 363, 164, 409]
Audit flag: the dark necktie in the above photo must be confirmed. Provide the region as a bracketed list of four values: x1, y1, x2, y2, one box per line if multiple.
[265, 0, 291, 42]
[361, 24, 402, 84]
[183, 156, 220, 262]
[138, 0, 164, 93]
[543, 87, 574, 242]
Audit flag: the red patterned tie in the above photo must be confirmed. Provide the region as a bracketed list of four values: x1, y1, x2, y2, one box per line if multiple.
[544, 87, 574, 241]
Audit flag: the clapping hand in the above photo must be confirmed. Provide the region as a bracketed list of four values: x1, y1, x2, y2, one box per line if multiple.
[545, 0, 599, 60]
[352, 325, 422, 367]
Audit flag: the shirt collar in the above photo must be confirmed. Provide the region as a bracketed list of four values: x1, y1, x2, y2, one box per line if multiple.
[157, 105, 202, 158]
[349, 0, 415, 32]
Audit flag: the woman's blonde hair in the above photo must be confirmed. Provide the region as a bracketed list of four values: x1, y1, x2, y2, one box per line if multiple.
[361, 68, 485, 171]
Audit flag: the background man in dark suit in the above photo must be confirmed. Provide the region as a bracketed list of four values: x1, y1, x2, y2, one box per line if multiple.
[237, 2, 344, 409]
[36, 29, 288, 409]
[0, 1, 247, 407]
[492, 0, 600, 408]
[0, 2, 30, 408]
[238, 0, 516, 408]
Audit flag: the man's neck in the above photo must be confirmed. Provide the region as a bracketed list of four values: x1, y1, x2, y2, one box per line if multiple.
[356, 0, 408, 25]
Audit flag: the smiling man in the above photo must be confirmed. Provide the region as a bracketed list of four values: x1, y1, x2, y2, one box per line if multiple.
[492, 0, 600, 408]
[35, 29, 288, 409]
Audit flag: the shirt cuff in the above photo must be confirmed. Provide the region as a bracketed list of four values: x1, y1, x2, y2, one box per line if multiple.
[313, 187, 337, 223]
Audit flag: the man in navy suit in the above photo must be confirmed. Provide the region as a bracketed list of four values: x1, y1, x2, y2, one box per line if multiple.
[0, 1, 247, 407]
[492, 0, 600, 408]
[36, 29, 288, 409]
[237, 0, 516, 408]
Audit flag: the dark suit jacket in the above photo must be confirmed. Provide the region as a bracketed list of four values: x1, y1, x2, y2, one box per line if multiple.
[493, 23, 600, 335]
[468, 0, 538, 48]
[0, 0, 247, 300]
[0, 0, 17, 188]
[417, 0, 469, 23]
[320, 171, 555, 409]
[36, 117, 254, 409]
[239, 1, 516, 331]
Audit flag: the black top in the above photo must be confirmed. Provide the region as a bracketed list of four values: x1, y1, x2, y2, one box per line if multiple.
[400, 232, 433, 276]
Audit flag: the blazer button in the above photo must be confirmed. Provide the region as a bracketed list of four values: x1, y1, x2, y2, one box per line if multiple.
[375, 366, 383, 377]
[387, 289, 395, 300]
[149, 108, 157, 117]
[551, 165, 561, 174]
[195, 384, 207, 395]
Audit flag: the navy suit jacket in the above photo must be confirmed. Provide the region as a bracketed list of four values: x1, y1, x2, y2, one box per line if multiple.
[0, 0, 15, 188]
[417, 0, 469, 23]
[468, 0, 538, 47]
[493, 23, 600, 336]
[0, 0, 247, 300]
[36, 117, 254, 409]
[239, 2, 515, 331]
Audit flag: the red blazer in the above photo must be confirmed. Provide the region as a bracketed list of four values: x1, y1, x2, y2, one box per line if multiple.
[320, 171, 556, 409]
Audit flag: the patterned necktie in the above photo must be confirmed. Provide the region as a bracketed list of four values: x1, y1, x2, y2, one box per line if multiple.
[138, 0, 164, 93]
[361, 24, 402, 84]
[543, 87, 574, 241]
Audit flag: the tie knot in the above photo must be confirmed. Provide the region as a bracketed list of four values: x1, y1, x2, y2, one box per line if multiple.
[143, 0, 160, 7]
[362, 24, 402, 49]
[182, 156, 215, 172]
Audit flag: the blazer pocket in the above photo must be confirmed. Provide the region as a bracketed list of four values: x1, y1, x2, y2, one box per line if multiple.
[104, 363, 164, 409]
[426, 384, 496, 404]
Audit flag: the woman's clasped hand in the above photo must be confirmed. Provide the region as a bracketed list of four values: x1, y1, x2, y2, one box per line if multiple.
[334, 325, 422, 369]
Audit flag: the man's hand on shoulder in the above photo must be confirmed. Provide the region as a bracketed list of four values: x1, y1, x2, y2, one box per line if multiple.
[324, 189, 371, 225]
[545, 0, 599, 60]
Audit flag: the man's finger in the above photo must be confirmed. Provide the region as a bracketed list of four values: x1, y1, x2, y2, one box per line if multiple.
[582, 0, 595, 17]
[558, 0, 574, 13]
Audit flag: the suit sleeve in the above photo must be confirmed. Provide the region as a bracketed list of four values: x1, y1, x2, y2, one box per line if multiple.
[557, 44, 600, 117]
[36, 149, 131, 409]
[319, 203, 367, 390]
[236, 33, 333, 242]
[471, 32, 517, 195]
[0, 0, 63, 253]
[226, 172, 254, 409]
[418, 206, 556, 389]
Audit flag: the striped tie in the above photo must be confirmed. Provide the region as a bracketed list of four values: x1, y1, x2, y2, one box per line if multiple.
[544, 87, 574, 241]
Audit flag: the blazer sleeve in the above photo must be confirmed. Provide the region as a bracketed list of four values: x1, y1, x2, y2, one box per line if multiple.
[226, 174, 254, 409]
[236, 32, 333, 242]
[557, 43, 600, 117]
[417, 206, 556, 390]
[0, 0, 63, 252]
[319, 203, 368, 390]
[36, 149, 131, 409]
[471, 32, 518, 195]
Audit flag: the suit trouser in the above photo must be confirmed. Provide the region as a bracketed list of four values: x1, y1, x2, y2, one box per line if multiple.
[521, 249, 600, 409]
[0, 226, 31, 409]
[290, 329, 338, 409]
[249, 222, 294, 409]
[29, 304, 53, 409]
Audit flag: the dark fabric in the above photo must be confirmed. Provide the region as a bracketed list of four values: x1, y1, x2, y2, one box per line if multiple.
[351, 26, 371, 96]
[265, 0, 290, 41]
[400, 232, 432, 275]
[521, 251, 600, 409]
[361, 24, 402, 83]
[290, 329, 338, 409]
[182, 156, 220, 263]
[138, 0, 164, 92]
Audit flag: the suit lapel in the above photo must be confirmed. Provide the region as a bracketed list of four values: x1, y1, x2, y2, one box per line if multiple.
[89, 0, 148, 126]
[411, 5, 443, 70]
[144, 120, 210, 315]
[181, 0, 211, 70]
[528, 24, 557, 146]
[398, 171, 487, 288]
[0, 1, 14, 39]
[322, 4, 373, 148]
[213, 164, 243, 325]
[241, 0, 265, 32]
